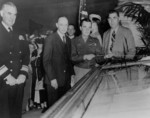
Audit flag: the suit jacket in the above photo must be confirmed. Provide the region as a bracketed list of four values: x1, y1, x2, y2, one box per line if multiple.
[43, 32, 74, 87]
[103, 26, 136, 59]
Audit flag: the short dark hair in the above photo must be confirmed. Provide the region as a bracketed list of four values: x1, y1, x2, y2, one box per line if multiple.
[108, 10, 119, 17]
[92, 18, 101, 24]
[68, 24, 75, 28]
[80, 18, 91, 26]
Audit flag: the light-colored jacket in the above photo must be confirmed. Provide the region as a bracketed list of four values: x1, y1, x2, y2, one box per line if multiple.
[103, 26, 136, 59]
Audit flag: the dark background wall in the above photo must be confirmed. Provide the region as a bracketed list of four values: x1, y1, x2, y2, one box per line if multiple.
[0, 0, 118, 34]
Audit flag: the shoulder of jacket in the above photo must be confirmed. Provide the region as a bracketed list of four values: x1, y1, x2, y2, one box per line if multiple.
[103, 29, 110, 37]
[46, 33, 56, 41]
[72, 36, 80, 42]
[89, 36, 99, 42]
[105, 29, 111, 34]
[120, 26, 130, 32]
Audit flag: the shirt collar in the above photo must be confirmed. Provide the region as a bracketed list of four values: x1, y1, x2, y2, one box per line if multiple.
[111, 26, 119, 34]
[1, 21, 13, 32]
[80, 35, 91, 43]
[68, 35, 75, 39]
[57, 30, 65, 41]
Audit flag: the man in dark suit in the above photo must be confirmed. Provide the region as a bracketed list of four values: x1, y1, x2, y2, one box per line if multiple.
[43, 16, 74, 109]
[103, 10, 136, 59]
[0, 2, 30, 118]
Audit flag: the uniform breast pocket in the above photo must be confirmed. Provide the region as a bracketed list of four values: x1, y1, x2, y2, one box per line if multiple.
[88, 43, 97, 53]
[88, 43, 97, 47]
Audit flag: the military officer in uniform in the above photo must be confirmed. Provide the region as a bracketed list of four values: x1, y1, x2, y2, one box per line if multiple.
[0, 2, 30, 118]
[71, 18, 103, 85]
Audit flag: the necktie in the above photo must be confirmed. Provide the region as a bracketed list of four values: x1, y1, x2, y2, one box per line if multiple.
[110, 31, 115, 51]
[8, 27, 12, 32]
[8, 27, 13, 38]
[63, 36, 66, 43]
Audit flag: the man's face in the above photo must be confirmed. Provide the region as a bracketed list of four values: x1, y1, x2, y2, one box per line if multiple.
[0, 5, 17, 27]
[67, 25, 75, 36]
[91, 22, 98, 33]
[56, 17, 68, 35]
[80, 21, 92, 37]
[108, 12, 119, 29]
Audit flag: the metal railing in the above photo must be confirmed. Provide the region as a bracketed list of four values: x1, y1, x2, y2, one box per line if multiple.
[41, 67, 103, 118]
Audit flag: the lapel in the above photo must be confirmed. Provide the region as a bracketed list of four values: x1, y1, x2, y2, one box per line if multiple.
[114, 26, 124, 47]
[55, 32, 66, 55]
[115, 26, 121, 41]
[56, 32, 64, 46]
[112, 26, 125, 52]
[0, 23, 12, 39]
[0, 23, 15, 44]
[65, 36, 71, 55]
[104, 29, 111, 54]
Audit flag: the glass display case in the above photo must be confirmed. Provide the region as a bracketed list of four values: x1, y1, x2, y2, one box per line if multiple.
[41, 60, 150, 118]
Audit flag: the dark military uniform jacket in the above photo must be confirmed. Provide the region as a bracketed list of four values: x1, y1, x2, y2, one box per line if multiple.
[0, 23, 30, 88]
[71, 35, 103, 69]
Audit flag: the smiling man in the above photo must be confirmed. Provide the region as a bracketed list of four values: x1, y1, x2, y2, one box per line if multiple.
[103, 10, 136, 59]
[67, 24, 76, 39]
[71, 18, 103, 85]
[43, 16, 74, 111]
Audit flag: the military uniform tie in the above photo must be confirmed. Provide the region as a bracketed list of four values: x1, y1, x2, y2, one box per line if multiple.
[110, 31, 115, 51]
[8, 27, 13, 38]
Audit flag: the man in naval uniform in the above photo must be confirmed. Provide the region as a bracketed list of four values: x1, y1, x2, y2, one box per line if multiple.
[0, 2, 30, 118]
